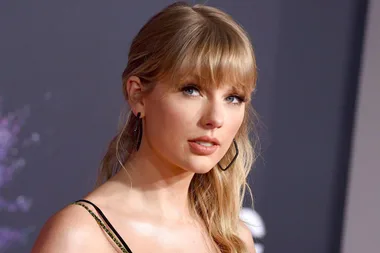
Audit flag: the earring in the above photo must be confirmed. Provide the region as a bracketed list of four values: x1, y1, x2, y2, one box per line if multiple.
[218, 139, 239, 171]
[134, 112, 143, 151]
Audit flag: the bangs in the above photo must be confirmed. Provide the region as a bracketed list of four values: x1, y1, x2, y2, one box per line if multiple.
[159, 22, 257, 97]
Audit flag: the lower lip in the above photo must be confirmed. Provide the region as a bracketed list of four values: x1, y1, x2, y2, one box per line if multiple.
[188, 141, 219, 155]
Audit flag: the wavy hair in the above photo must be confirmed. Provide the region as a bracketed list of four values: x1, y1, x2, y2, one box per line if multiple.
[97, 2, 258, 252]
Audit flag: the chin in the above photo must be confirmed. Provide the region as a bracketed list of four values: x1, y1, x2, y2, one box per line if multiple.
[181, 158, 217, 174]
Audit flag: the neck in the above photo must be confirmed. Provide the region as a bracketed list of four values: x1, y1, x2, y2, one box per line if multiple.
[112, 148, 196, 222]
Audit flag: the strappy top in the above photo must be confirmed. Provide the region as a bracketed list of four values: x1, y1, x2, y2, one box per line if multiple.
[73, 199, 133, 253]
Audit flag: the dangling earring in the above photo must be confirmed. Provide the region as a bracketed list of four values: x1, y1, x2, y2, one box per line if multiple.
[218, 139, 239, 171]
[134, 112, 143, 151]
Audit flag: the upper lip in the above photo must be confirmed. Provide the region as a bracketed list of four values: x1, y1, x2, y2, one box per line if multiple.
[189, 136, 220, 145]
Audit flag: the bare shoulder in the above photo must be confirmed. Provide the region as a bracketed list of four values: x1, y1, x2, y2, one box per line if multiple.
[31, 202, 108, 253]
[238, 220, 256, 253]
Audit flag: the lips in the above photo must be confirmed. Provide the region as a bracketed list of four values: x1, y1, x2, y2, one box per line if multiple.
[188, 136, 220, 145]
[188, 136, 220, 156]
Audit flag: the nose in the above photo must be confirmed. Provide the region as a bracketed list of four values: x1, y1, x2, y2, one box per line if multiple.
[200, 100, 224, 130]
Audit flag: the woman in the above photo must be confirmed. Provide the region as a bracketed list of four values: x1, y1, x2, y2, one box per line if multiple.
[32, 1, 258, 252]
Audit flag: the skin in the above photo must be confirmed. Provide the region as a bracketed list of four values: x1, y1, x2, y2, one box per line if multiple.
[31, 76, 256, 253]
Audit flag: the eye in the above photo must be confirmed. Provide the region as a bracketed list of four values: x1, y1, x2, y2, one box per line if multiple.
[226, 95, 246, 105]
[181, 85, 201, 97]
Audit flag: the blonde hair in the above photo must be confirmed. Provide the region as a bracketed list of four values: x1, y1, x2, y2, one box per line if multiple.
[98, 2, 258, 252]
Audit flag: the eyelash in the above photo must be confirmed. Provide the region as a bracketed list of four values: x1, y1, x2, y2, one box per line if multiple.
[180, 85, 247, 105]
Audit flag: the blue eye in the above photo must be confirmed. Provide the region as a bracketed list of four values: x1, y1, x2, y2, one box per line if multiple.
[181, 85, 201, 96]
[226, 95, 245, 105]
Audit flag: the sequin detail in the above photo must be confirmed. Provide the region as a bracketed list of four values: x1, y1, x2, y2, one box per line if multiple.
[73, 202, 130, 253]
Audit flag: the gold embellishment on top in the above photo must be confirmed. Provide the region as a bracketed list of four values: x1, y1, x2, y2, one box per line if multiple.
[73, 202, 130, 253]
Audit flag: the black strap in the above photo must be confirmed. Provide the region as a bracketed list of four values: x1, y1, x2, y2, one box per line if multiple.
[75, 199, 133, 253]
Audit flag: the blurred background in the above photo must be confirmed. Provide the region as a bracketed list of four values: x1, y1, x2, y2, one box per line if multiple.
[0, 0, 378, 252]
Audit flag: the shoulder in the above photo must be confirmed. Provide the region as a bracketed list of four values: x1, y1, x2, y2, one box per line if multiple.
[238, 220, 256, 253]
[31, 202, 108, 253]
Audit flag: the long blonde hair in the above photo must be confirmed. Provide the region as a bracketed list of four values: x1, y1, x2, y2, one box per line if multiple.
[98, 2, 258, 252]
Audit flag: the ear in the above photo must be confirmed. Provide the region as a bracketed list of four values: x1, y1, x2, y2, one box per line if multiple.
[125, 76, 145, 117]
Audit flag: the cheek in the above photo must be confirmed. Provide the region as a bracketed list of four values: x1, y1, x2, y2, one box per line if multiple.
[144, 96, 195, 145]
[162, 101, 195, 129]
[225, 107, 246, 135]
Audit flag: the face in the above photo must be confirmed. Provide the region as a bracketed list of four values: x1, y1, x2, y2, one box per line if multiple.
[141, 78, 247, 174]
